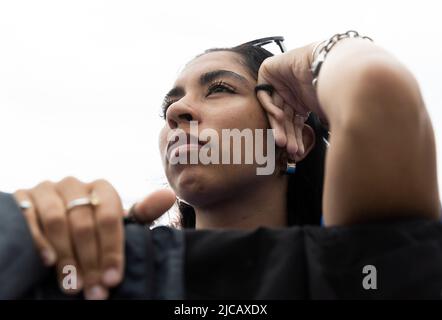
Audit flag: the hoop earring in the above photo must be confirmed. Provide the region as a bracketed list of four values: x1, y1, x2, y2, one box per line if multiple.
[285, 159, 297, 175]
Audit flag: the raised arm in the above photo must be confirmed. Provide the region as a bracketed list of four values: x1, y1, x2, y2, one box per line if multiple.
[257, 34, 440, 226]
[316, 37, 439, 225]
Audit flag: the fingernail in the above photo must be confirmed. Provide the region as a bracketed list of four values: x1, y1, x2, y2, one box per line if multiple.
[85, 285, 107, 300]
[298, 148, 304, 157]
[41, 249, 56, 266]
[103, 268, 120, 286]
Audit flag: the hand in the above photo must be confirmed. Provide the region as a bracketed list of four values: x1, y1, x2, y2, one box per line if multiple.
[14, 177, 176, 300]
[256, 42, 327, 158]
[125, 188, 177, 225]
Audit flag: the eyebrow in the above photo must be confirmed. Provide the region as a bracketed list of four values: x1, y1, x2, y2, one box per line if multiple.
[199, 69, 249, 87]
[163, 69, 250, 102]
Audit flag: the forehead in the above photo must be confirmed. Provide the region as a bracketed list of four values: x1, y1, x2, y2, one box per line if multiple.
[174, 51, 254, 86]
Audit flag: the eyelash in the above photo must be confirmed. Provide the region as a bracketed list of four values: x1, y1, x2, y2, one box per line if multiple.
[161, 81, 236, 119]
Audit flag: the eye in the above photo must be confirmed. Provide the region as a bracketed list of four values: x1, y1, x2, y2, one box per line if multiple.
[160, 81, 236, 120]
[206, 81, 236, 97]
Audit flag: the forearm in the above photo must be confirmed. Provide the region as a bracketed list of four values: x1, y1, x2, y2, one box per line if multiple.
[314, 38, 440, 225]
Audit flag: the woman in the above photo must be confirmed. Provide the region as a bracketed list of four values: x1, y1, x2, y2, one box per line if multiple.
[13, 31, 441, 299]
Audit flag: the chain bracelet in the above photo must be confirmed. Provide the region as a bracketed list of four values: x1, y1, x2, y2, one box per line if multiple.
[310, 30, 374, 88]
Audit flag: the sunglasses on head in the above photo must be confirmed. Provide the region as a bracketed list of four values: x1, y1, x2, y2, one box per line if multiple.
[238, 36, 286, 54]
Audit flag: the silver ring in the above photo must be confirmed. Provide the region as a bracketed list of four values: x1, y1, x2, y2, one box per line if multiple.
[66, 194, 100, 212]
[19, 200, 33, 210]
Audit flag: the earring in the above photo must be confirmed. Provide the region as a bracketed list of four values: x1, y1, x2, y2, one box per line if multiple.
[285, 159, 297, 175]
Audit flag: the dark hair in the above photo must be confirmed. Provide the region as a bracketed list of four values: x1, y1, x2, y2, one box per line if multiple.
[178, 44, 328, 228]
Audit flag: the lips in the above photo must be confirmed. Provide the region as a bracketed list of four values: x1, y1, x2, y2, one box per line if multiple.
[166, 133, 208, 161]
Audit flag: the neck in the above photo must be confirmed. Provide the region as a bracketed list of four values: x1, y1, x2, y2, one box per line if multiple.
[194, 176, 288, 230]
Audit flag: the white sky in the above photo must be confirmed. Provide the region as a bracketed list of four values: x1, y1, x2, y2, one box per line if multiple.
[0, 0, 441, 208]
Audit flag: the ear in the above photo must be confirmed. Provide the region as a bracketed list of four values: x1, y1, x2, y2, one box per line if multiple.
[294, 124, 316, 162]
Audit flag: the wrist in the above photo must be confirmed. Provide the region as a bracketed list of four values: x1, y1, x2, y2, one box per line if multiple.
[310, 31, 374, 88]
[309, 40, 327, 65]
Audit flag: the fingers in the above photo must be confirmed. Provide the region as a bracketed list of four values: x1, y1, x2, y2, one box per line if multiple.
[28, 181, 81, 294]
[257, 88, 306, 158]
[88, 179, 124, 288]
[284, 109, 307, 159]
[283, 104, 298, 158]
[131, 189, 176, 224]
[17, 177, 125, 300]
[293, 113, 307, 156]
[56, 176, 105, 300]
[257, 90, 287, 147]
[13, 190, 57, 266]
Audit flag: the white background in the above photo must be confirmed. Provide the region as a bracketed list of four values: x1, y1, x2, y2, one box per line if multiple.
[1, 0, 441, 208]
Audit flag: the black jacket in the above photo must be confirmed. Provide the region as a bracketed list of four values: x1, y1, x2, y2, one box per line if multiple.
[1, 191, 442, 299]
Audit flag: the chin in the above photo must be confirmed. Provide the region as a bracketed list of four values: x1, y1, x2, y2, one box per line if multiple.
[167, 164, 219, 207]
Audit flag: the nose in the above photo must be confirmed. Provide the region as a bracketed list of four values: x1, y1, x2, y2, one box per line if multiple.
[166, 98, 200, 129]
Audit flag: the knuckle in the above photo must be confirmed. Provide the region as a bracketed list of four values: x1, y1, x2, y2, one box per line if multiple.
[59, 176, 81, 187]
[72, 221, 94, 238]
[273, 110, 285, 122]
[97, 213, 120, 230]
[57, 259, 77, 272]
[44, 214, 66, 233]
[22, 210, 33, 223]
[102, 254, 123, 269]
[27, 221, 41, 238]
[14, 189, 28, 197]
[32, 234, 48, 250]
[261, 59, 270, 70]
[103, 251, 122, 262]
[83, 270, 102, 286]
[23, 209, 37, 225]
[40, 201, 64, 217]
[35, 180, 55, 191]
[92, 178, 110, 186]
[284, 106, 294, 117]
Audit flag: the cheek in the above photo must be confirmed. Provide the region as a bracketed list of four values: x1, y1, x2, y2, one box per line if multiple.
[252, 108, 270, 130]
[211, 96, 269, 129]
[158, 126, 168, 158]
[250, 98, 270, 129]
[228, 97, 269, 130]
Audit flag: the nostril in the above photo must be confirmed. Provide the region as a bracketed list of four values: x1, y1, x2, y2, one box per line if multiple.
[168, 118, 178, 129]
[179, 113, 193, 122]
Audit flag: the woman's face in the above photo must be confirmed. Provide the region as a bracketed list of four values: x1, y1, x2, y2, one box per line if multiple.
[158, 51, 274, 207]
